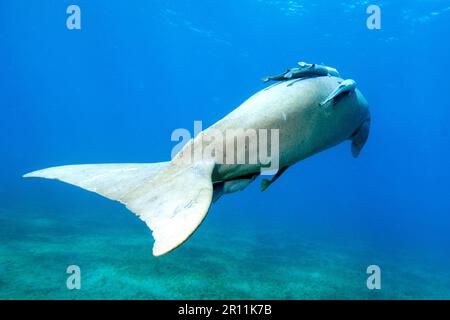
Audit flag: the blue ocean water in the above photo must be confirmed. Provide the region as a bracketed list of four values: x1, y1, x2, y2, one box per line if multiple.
[1, 0, 450, 299]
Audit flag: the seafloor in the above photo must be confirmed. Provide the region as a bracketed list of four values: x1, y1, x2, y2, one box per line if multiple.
[1, 199, 450, 300]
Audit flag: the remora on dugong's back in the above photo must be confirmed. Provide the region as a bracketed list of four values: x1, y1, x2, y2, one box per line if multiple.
[24, 76, 371, 256]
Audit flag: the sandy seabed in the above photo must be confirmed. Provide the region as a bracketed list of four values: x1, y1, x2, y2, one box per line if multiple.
[1, 204, 449, 300]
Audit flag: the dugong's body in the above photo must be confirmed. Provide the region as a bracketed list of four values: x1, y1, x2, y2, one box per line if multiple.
[24, 76, 371, 256]
[190, 76, 369, 181]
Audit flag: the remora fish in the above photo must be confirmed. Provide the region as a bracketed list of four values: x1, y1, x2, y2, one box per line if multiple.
[24, 76, 371, 256]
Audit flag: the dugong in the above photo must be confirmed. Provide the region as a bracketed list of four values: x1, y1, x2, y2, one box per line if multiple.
[24, 76, 371, 256]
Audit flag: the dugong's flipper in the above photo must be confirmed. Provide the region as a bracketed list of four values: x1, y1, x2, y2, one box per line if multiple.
[261, 166, 289, 192]
[350, 119, 371, 158]
[24, 160, 216, 256]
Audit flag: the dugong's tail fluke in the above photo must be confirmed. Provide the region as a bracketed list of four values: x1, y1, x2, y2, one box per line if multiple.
[23, 160, 216, 256]
[23, 163, 169, 202]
